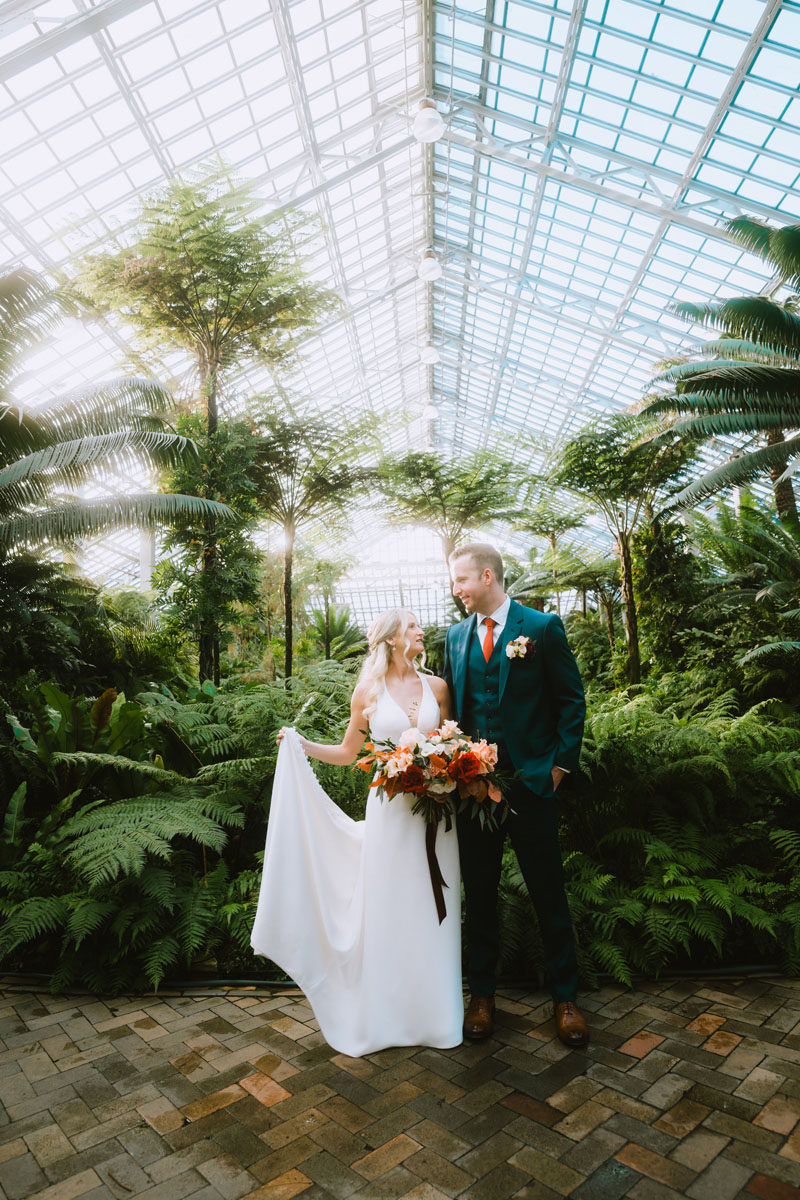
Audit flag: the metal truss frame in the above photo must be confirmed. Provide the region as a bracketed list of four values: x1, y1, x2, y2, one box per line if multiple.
[1, 0, 799, 622]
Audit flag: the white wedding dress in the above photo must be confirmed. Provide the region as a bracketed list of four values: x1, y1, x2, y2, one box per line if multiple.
[250, 672, 463, 1056]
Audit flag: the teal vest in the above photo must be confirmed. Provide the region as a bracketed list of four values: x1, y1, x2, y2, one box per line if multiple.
[461, 629, 509, 761]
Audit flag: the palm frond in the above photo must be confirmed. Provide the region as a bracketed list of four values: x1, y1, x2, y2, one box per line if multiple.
[738, 641, 800, 664]
[671, 296, 800, 356]
[665, 434, 800, 510]
[0, 270, 66, 389]
[36, 377, 176, 434]
[0, 431, 196, 512]
[724, 216, 775, 261]
[668, 411, 799, 439]
[1, 492, 235, 550]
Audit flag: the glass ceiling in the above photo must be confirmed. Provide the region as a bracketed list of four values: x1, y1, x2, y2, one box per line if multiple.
[2, 0, 798, 626]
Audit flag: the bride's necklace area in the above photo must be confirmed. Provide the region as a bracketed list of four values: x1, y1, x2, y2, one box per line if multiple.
[386, 667, 423, 724]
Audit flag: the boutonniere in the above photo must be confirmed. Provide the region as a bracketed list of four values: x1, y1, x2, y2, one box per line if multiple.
[506, 635, 536, 660]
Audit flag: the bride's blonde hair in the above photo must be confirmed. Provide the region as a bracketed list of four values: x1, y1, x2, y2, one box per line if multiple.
[359, 608, 425, 719]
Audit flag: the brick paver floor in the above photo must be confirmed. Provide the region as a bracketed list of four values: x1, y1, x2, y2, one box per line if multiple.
[2, 976, 800, 1199]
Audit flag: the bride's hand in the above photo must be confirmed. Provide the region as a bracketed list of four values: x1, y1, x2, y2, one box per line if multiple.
[277, 728, 310, 755]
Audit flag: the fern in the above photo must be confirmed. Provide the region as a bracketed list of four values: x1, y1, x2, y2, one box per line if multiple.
[62, 796, 233, 887]
[0, 896, 69, 956]
[65, 897, 116, 948]
[144, 935, 181, 990]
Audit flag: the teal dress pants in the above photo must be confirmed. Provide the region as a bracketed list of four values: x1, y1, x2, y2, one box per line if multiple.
[456, 776, 579, 1003]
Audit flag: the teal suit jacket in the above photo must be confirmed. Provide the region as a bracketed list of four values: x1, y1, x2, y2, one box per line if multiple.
[443, 598, 586, 798]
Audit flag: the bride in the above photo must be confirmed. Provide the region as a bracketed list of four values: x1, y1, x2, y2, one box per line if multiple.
[250, 609, 464, 1057]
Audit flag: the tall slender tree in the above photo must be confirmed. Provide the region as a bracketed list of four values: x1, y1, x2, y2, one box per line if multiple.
[555, 415, 697, 683]
[377, 450, 525, 616]
[248, 410, 374, 679]
[515, 498, 589, 615]
[78, 170, 335, 682]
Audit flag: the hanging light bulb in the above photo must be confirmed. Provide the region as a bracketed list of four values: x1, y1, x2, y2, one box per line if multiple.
[419, 342, 440, 365]
[412, 98, 445, 143]
[417, 250, 442, 281]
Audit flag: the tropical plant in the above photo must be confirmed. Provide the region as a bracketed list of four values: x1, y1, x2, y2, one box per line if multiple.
[687, 494, 800, 691]
[0, 270, 231, 558]
[306, 605, 365, 662]
[0, 555, 93, 696]
[152, 414, 265, 681]
[377, 450, 526, 615]
[248, 408, 375, 679]
[644, 216, 800, 524]
[555, 414, 698, 683]
[559, 554, 621, 648]
[77, 170, 335, 682]
[308, 558, 353, 659]
[515, 498, 589, 615]
[631, 514, 706, 672]
[0, 682, 246, 990]
[561, 610, 615, 688]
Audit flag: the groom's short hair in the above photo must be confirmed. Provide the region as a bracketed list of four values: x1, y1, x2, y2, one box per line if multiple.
[449, 542, 504, 584]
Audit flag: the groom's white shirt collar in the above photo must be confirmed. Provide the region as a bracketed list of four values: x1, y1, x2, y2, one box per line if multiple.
[474, 594, 511, 641]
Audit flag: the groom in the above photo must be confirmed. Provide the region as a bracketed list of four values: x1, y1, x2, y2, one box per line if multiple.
[444, 543, 588, 1048]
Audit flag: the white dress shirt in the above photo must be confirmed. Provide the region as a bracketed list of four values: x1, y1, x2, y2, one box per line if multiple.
[474, 595, 569, 775]
[474, 595, 511, 647]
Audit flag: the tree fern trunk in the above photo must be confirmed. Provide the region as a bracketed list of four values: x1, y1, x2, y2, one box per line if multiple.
[550, 531, 561, 616]
[766, 428, 799, 525]
[284, 523, 294, 680]
[324, 592, 331, 660]
[199, 362, 220, 684]
[602, 597, 615, 647]
[617, 532, 640, 683]
[198, 630, 213, 684]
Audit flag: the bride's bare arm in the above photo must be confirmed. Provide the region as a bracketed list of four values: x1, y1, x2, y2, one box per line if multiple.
[280, 682, 370, 765]
[427, 675, 452, 722]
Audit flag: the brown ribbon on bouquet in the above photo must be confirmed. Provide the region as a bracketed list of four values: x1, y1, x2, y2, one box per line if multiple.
[425, 810, 452, 924]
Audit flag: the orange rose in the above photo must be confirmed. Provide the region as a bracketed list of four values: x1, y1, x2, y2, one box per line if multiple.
[471, 739, 498, 771]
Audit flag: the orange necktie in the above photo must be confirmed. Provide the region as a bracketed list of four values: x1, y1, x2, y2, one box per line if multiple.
[482, 617, 496, 662]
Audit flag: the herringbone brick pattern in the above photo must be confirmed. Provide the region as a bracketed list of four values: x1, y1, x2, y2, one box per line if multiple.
[2, 976, 800, 1199]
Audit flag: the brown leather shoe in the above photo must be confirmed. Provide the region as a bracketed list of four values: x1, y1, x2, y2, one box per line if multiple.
[555, 1000, 588, 1048]
[463, 995, 495, 1041]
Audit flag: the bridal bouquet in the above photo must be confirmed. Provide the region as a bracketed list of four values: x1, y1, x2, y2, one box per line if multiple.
[355, 719, 507, 832]
[356, 721, 508, 924]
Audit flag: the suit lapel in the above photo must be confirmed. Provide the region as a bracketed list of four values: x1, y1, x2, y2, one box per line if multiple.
[453, 613, 476, 718]
[498, 599, 524, 701]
